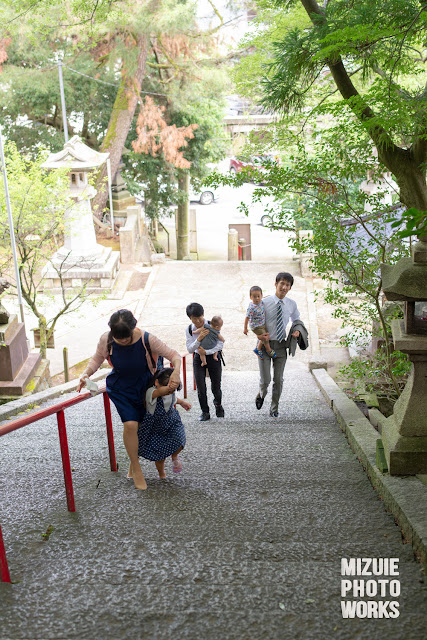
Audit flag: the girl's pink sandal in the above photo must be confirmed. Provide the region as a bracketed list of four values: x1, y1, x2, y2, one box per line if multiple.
[172, 457, 183, 473]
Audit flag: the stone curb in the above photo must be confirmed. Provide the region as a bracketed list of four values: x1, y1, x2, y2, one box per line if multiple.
[0, 369, 110, 422]
[312, 367, 427, 570]
[133, 263, 159, 319]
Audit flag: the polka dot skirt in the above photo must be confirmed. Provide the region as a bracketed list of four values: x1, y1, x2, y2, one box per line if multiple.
[138, 397, 186, 461]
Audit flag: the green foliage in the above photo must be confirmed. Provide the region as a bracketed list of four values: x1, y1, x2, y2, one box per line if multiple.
[0, 142, 94, 357]
[390, 207, 427, 239]
[123, 94, 227, 220]
[0, 31, 118, 154]
[223, 0, 427, 396]
[174, 97, 228, 177]
[0, 0, 124, 36]
[262, 0, 427, 128]
[1, 0, 229, 223]
[123, 152, 179, 220]
[0, 141, 69, 257]
[232, 1, 310, 102]
[340, 348, 410, 402]
[236, 0, 427, 234]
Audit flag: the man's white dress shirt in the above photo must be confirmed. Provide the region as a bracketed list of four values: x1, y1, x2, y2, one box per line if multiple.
[262, 294, 300, 341]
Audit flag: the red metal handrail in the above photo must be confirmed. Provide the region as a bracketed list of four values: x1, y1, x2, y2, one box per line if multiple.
[0, 352, 193, 583]
[0, 385, 115, 583]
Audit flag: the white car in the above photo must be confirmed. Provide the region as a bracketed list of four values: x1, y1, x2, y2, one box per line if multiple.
[189, 187, 218, 206]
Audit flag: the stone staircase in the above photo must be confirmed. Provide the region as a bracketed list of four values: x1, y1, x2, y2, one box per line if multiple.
[1, 366, 426, 639]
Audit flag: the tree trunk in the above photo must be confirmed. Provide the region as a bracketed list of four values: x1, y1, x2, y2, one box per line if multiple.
[176, 171, 189, 260]
[386, 153, 427, 211]
[38, 315, 48, 360]
[92, 34, 148, 218]
[299, 0, 427, 212]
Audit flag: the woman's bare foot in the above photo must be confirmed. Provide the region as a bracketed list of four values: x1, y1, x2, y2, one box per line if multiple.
[132, 464, 147, 490]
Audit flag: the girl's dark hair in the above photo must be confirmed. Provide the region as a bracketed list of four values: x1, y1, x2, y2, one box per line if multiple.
[250, 285, 262, 295]
[147, 367, 182, 391]
[107, 309, 137, 353]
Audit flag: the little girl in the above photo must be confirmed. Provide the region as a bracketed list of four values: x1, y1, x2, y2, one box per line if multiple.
[136, 368, 191, 479]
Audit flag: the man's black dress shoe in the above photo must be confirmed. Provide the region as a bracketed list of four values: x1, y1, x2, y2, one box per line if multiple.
[215, 405, 225, 418]
[199, 412, 210, 421]
[255, 395, 264, 410]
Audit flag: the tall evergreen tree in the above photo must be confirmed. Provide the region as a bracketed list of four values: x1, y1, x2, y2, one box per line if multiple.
[259, 0, 427, 215]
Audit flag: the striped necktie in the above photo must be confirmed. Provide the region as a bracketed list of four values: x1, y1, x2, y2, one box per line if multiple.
[276, 301, 285, 342]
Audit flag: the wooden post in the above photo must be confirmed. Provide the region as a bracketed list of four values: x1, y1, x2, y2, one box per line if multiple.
[63, 347, 69, 382]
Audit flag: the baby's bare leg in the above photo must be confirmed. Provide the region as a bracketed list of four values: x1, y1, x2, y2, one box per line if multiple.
[213, 352, 218, 361]
[199, 346, 207, 366]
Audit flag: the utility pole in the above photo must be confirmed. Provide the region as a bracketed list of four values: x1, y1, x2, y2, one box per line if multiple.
[106, 158, 115, 234]
[57, 59, 69, 143]
[0, 124, 26, 325]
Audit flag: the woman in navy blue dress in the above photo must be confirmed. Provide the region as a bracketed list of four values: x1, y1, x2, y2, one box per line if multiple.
[79, 310, 182, 490]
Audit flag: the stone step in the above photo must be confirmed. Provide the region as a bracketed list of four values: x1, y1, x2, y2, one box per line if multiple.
[107, 269, 133, 300]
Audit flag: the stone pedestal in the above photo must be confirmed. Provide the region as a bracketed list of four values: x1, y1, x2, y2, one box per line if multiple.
[111, 164, 139, 226]
[0, 315, 41, 396]
[382, 320, 427, 474]
[42, 246, 120, 294]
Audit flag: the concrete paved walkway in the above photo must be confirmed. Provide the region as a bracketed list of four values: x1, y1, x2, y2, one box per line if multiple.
[1, 365, 426, 639]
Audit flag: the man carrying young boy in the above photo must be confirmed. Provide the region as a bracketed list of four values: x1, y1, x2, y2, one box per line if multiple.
[255, 272, 300, 418]
[185, 302, 225, 421]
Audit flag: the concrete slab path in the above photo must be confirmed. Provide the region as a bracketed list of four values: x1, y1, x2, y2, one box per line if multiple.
[1, 365, 426, 639]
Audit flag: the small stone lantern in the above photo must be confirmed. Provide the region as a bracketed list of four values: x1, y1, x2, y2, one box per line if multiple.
[380, 238, 427, 474]
[41, 135, 119, 292]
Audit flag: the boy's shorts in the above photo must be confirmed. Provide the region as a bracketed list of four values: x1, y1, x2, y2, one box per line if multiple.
[251, 324, 267, 336]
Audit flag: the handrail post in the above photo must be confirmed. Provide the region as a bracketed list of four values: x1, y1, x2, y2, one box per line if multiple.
[103, 392, 117, 472]
[182, 355, 187, 399]
[56, 410, 76, 512]
[0, 523, 11, 583]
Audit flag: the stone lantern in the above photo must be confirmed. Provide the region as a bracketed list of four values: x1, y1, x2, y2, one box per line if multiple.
[41, 135, 119, 292]
[380, 238, 427, 474]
